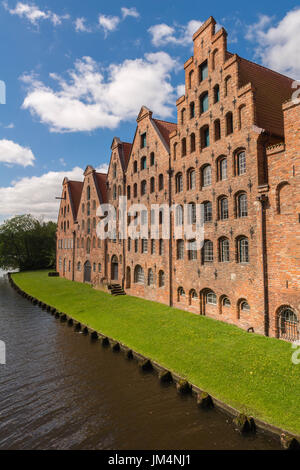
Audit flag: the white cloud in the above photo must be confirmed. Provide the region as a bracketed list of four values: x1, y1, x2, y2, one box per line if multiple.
[98, 14, 120, 36]
[21, 53, 178, 133]
[148, 20, 204, 47]
[0, 139, 35, 167]
[74, 17, 91, 33]
[59, 158, 66, 167]
[0, 164, 108, 221]
[4, 123, 15, 129]
[176, 84, 185, 97]
[3, 1, 69, 26]
[246, 9, 300, 78]
[121, 7, 139, 19]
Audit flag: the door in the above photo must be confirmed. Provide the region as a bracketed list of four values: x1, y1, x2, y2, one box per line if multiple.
[84, 261, 91, 283]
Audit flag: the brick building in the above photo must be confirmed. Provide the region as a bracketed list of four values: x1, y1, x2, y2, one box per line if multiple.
[56, 17, 299, 341]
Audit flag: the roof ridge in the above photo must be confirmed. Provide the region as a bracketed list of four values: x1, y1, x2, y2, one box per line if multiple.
[153, 118, 177, 125]
[239, 56, 294, 81]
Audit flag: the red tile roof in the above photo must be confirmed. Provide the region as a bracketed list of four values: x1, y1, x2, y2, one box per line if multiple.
[68, 181, 83, 218]
[239, 57, 294, 136]
[95, 172, 107, 203]
[153, 119, 177, 148]
[121, 142, 132, 170]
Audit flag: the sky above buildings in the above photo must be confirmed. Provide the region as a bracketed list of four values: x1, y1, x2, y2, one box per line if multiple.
[0, 0, 299, 222]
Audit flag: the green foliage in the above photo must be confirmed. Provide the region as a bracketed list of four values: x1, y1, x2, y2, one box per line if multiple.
[12, 271, 300, 435]
[0, 215, 56, 271]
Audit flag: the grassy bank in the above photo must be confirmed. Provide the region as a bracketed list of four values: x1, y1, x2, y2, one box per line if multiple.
[12, 271, 300, 435]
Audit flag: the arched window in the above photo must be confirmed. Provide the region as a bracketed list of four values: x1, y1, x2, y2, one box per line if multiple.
[224, 75, 231, 96]
[77, 261, 81, 271]
[158, 270, 165, 287]
[133, 183, 137, 198]
[223, 297, 231, 307]
[187, 168, 196, 190]
[127, 185, 131, 199]
[214, 119, 221, 141]
[141, 180, 147, 196]
[217, 157, 227, 180]
[175, 205, 183, 226]
[213, 84, 220, 103]
[206, 291, 217, 305]
[199, 60, 208, 82]
[98, 263, 102, 273]
[159, 174, 164, 191]
[178, 287, 185, 301]
[189, 289, 198, 304]
[219, 237, 230, 262]
[181, 138, 187, 157]
[237, 151, 246, 175]
[203, 240, 213, 263]
[86, 238, 91, 254]
[176, 173, 183, 193]
[150, 152, 155, 166]
[203, 201, 212, 222]
[200, 91, 209, 114]
[141, 156, 147, 170]
[188, 202, 196, 224]
[133, 161, 138, 173]
[241, 301, 250, 311]
[188, 239, 197, 260]
[190, 133, 196, 153]
[134, 265, 144, 284]
[173, 142, 178, 160]
[237, 193, 248, 218]
[150, 177, 155, 193]
[237, 236, 249, 263]
[202, 165, 212, 187]
[219, 196, 229, 220]
[226, 111, 233, 135]
[177, 239, 184, 260]
[87, 185, 91, 200]
[181, 108, 186, 124]
[200, 125, 210, 148]
[148, 268, 154, 286]
[188, 69, 194, 89]
[190, 101, 195, 119]
[278, 307, 299, 341]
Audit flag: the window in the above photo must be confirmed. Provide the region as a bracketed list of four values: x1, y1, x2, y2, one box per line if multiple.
[203, 240, 213, 263]
[190, 101, 195, 119]
[219, 197, 229, 220]
[87, 202, 90, 216]
[148, 269, 154, 286]
[225, 75, 231, 96]
[141, 133, 147, 148]
[213, 84, 220, 103]
[77, 261, 81, 271]
[173, 143, 178, 160]
[200, 92, 209, 114]
[142, 239, 148, 254]
[214, 119, 221, 141]
[219, 158, 227, 180]
[159, 209, 164, 225]
[238, 105, 246, 130]
[150, 177, 155, 193]
[113, 185, 117, 200]
[87, 186, 91, 200]
[202, 165, 212, 187]
[159, 239, 164, 255]
[141, 180, 147, 196]
[141, 156, 147, 170]
[128, 237, 131, 251]
[237, 151, 246, 175]
[206, 291, 217, 305]
[190, 289, 198, 303]
[87, 219, 91, 234]
[181, 108, 186, 124]
[226, 112, 233, 135]
[241, 301, 250, 311]
[134, 265, 144, 284]
[127, 185, 131, 200]
[188, 202, 196, 224]
[113, 163, 117, 178]
[176, 173, 183, 193]
[187, 169, 196, 190]
[203, 201, 212, 222]
[134, 161, 138, 173]
[177, 240, 184, 260]
[188, 69, 194, 89]
[158, 270, 165, 287]
[178, 287, 185, 300]
[190, 133, 196, 153]
[237, 237, 249, 263]
[159, 174, 164, 191]
[135, 239, 138, 253]
[199, 60, 208, 82]
[134, 183, 137, 198]
[151, 239, 156, 254]
[219, 238, 230, 262]
[93, 263, 96, 272]
[175, 205, 183, 226]
[188, 239, 197, 260]
[200, 125, 210, 148]
[237, 193, 248, 218]
[181, 138, 187, 157]
[223, 297, 231, 307]
[98, 263, 102, 273]
[150, 152, 155, 166]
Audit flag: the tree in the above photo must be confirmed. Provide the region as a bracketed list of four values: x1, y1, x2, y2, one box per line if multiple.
[0, 215, 57, 271]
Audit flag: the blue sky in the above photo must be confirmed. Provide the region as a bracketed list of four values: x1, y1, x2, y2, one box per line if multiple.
[0, 0, 299, 221]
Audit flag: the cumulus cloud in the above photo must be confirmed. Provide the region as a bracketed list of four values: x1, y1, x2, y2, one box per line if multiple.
[21, 53, 178, 133]
[121, 7, 139, 19]
[74, 17, 91, 33]
[246, 9, 300, 78]
[3, 1, 69, 26]
[148, 20, 204, 47]
[98, 14, 120, 36]
[0, 164, 108, 221]
[176, 84, 185, 97]
[0, 139, 35, 167]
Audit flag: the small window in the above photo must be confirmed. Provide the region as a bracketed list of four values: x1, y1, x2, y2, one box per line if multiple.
[219, 197, 229, 220]
[219, 238, 230, 262]
[176, 173, 183, 193]
[159, 174, 164, 191]
[181, 138, 187, 157]
[203, 201, 212, 222]
[203, 240, 213, 263]
[223, 297, 231, 307]
[133, 183, 137, 198]
[213, 84, 220, 103]
[190, 101, 195, 119]
[214, 119, 221, 141]
[151, 239, 156, 254]
[159, 239, 164, 256]
[188, 169, 196, 190]
[237, 193, 248, 218]
[175, 205, 183, 226]
[134, 161, 138, 173]
[190, 133, 196, 153]
[206, 291, 217, 305]
[199, 60, 208, 82]
[150, 177, 155, 193]
[202, 165, 212, 187]
[159, 270, 165, 287]
[141, 180, 147, 196]
[237, 237, 249, 263]
[87, 186, 91, 201]
[188, 202, 196, 224]
[134, 265, 144, 284]
[150, 152, 155, 166]
[142, 239, 148, 254]
[141, 133, 147, 148]
[226, 112, 233, 135]
[177, 239, 184, 260]
[141, 156, 147, 170]
[200, 125, 210, 148]
[148, 269, 154, 286]
[188, 239, 197, 260]
[237, 151, 246, 175]
[241, 301, 250, 311]
[200, 92, 209, 114]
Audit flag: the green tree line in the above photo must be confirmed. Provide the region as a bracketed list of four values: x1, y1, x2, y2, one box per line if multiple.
[0, 215, 57, 271]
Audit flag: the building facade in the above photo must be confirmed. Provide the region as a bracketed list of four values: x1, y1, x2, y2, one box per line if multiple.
[56, 16, 299, 341]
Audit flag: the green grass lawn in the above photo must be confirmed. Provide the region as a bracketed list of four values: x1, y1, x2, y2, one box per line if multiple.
[12, 270, 300, 435]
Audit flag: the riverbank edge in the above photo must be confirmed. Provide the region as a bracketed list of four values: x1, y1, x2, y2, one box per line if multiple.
[8, 272, 300, 449]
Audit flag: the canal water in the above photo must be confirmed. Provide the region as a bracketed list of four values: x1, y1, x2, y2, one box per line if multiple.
[0, 272, 280, 450]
